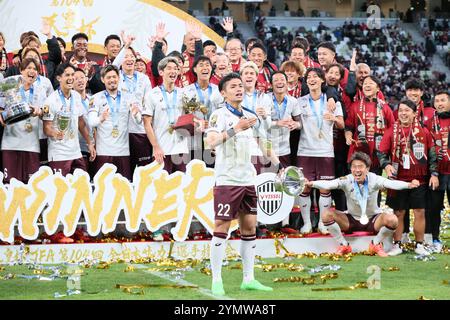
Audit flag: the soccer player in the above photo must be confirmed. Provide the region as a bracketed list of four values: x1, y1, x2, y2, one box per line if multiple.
[88, 64, 141, 181]
[73, 67, 94, 177]
[206, 72, 280, 296]
[378, 99, 438, 256]
[182, 55, 222, 165]
[239, 61, 271, 173]
[43, 62, 95, 175]
[0, 58, 45, 183]
[267, 71, 301, 169]
[297, 68, 344, 234]
[118, 47, 152, 175]
[306, 151, 419, 256]
[143, 57, 189, 174]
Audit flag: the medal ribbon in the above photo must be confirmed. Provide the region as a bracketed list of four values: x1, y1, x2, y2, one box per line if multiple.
[272, 95, 288, 120]
[352, 176, 369, 220]
[160, 85, 178, 125]
[243, 91, 258, 112]
[104, 91, 121, 127]
[58, 89, 74, 114]
[309, 94, 326, 130]
[194, 83, 212, 106]
[20, 85, 34, 104]
[81, 97, 89, 112]
[225, 103, 257, 119]
[122, 71, 138, 94]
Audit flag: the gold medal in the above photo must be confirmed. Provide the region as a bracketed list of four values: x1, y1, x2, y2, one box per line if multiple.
[25, 122, 33, 133]
[319, 132, 324, 139]
[168, 126, 174, 134]
[112, 127, 120, 138]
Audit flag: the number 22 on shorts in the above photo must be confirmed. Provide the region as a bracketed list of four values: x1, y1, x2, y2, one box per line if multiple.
[217, 203, 231, 217]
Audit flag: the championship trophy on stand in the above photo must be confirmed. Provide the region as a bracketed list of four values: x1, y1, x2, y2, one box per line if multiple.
[274, 166, 307, 196]
[0, 77, 33, 124]
[172, 95, 208, 135]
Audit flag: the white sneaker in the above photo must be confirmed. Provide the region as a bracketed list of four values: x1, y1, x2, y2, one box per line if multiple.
[414, 243, 431, 256]
[317, 221, 329, 235]
[401, 233, 410, 244]
[388, 243, 403, 256]
[432, 240, 443, 253]
[300, 224, 312, 234]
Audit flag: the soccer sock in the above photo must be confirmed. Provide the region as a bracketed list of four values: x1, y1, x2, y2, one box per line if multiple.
[299, 193, 312, 228]
[324, 220, 348, 246]
[318, 192, 332, 224]
[373, 226, 396, 245]
[210, 232, 227, 283]
[240, 234, 257, 283]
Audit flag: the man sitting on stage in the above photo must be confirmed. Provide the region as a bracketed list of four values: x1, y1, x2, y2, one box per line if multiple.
[305, 151, 420, 257]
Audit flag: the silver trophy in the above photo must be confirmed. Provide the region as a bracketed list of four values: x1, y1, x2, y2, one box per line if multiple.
[0, 76, 33, 124]
[274, 166, 306, 196]
[55, 111, 71, 137]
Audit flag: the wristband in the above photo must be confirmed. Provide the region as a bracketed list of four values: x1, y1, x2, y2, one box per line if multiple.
[431, 172, 439, 177]
[226, 127, 236, 138]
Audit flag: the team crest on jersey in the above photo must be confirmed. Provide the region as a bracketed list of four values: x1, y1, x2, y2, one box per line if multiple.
[257, 180, 282, 216]
[413, 142, 425, 160]
[42, 105, 49, 115]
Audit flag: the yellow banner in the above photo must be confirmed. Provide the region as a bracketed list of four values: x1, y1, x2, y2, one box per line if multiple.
[0, 160, 238, 243]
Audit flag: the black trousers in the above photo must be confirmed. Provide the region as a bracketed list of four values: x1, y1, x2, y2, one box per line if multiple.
[425, 174, 450, 241]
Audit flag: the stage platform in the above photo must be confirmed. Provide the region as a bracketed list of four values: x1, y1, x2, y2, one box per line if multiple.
[0, 232, 391, 265]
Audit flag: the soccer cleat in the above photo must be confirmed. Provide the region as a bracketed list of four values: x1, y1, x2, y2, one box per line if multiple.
[368, 242, 388, 257]
[432, 240, 443, 253]
[211, 281, 225, 296]
[240, 279, 273, 291]
[317, 221, 329, 235]
[300, 224, 312, 234]
[336, 244, 352, 255]
[387, 243, 403, 256]
[414, 243, 431, 256]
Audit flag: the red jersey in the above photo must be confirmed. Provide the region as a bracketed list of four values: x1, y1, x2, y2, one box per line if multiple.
[303, 56, 320, 69]
[145, 61, 163, 88]
[210, 74, 221, 86]
[287, 81, 302, 98]
[346, 99, 395, 168]
[426, 114, 450, 175]
[379, 122, 434, 183]
[180, 51, 196, 87]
